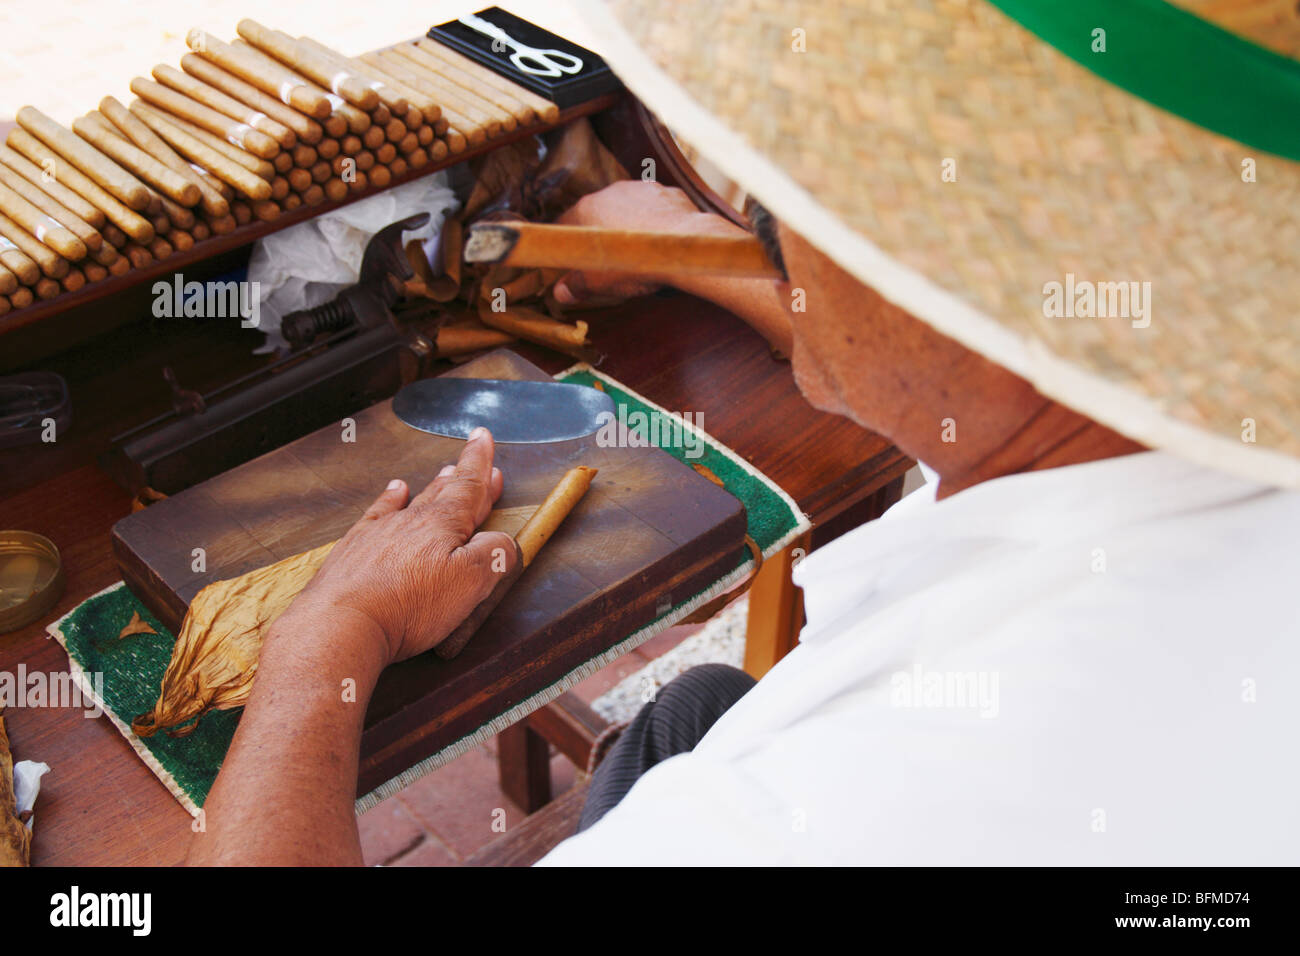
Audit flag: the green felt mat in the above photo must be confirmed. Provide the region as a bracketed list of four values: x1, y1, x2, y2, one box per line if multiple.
[49, 364, 808, 814]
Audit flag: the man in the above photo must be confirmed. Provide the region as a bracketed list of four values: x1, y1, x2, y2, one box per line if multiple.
[189, 0, 1300, 864]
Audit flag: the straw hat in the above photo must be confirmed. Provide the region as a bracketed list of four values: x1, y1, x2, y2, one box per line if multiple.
[574, 0, 1300, 487]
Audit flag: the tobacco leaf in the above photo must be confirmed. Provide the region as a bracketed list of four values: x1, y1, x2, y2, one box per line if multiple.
[1, 708, 30, 867]
[117, 611, 157, 640]
[133, 541, 334, 738]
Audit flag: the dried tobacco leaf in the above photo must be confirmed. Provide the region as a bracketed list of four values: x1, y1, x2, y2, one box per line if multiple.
[1, 709, 30, 867]
[133, 541, 334, 738]
[117, 611, 157, 640]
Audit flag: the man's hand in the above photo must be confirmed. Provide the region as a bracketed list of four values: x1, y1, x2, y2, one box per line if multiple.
[552, 180, 747, 305]
[280, 427, 517, 665]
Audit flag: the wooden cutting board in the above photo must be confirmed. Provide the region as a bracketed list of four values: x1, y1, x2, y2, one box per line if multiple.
[111, 349, 747, 792]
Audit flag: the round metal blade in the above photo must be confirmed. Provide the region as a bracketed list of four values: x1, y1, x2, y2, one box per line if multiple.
[391, 378, 616, 443]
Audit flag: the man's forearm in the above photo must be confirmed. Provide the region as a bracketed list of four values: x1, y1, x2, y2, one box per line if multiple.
[186, 603, 387, 866]
[664, 213, 793, 355]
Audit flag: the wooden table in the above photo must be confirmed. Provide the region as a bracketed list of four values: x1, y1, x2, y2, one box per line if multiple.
[0, 264, 907, 870]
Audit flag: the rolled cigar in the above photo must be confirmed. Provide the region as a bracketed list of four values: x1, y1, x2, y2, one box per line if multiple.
[190, 220, 210, 241]
[187, 31, 331, 119]
[309, 161, 331, 184]
[466, 223, 785, 279]
[10, 286, 34, 309]
[282, 193, 302, 211]
[361, 125, 384, 150]
[101, 223, 127, 248]
[35, 276, 60, 299]
[287, 167, 312, 192]
[0, 144, 105, 229]
[302, 184, 325, 205]
[316, 138, 340, 160]
[0, 294, 9, 316]
[130, 77, 280, 159]
[356, 53, 442, 125]
[428, 139, 449, 162]
[83, 261, 107, 283]
[15, 106, 151, 211]
[0, 171, 90, 260]
[340, 135, 361, 156]
[415, 38, 557, 123]
[442, 129, 467, 155]
[150, 212, 170, 235]
[292, 144, 317, 167]
[391, 44, 519, 131]
[347, 170, 369, 194]
[148, 236, 173, 259]
[324, 179, 347, 201]
[477, 302, 589, 352]
[323, 114, 348, 138]
[370, 104, 392, 127]
[402, 106, 425, 129]
[167, 229, 194, 252]
[396, 132, 418, 155]
[270, 176, 290, 200]
[434, 117, 450, 135]
[388, 156, 408, 179]
[107, 255, 130, 276]
[417, 124, 433, 146]
[384, 118, 406, 143]
[208, 214, 237, 235]
[131, 103, 273, 200]
[369, 165, 391, 189]
[99, 97, 230, 219]
[354, 150, 374, 173]
[437, 464, 595, 659]
[231, 201, 252, 226]
[60, 266, 86, 292]
[153, 63, 295, 149]
[298, 37, 410, 116]
[273, 152, 293, 173]
[123, 244, 153, 269]
[152, 192, 195, 231]
[406, 147, 429, 169]
[0, 163, 100, 253]
[74, 111, 201, 208]
[0, 261, 16, 295]
[375, 142, 396, 165]
[517, 466, 598, 566]
[435, 324, 514, 356]
[0, 215, 69, 277]
[252, 200, 281, 221]
[88, 241, 118, 265]
[181, 53, 323, 145]
[237, 21, 379, 110]
[385, 50, 495, 141]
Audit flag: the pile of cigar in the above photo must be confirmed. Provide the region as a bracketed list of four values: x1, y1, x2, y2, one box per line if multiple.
[0, 19, 560, 319]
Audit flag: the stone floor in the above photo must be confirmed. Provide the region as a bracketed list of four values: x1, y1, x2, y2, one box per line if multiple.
[359, 621, 703, 866]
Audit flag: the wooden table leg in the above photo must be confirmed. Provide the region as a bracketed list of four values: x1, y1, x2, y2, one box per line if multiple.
[497, 722, 552, 813]
[743, 530, 812, 679]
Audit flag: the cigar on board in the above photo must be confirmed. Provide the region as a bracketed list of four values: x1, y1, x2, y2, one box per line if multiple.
[236, 20, 379, 111]
[463, 222, 786, 279]
[436, 465, 598, 659]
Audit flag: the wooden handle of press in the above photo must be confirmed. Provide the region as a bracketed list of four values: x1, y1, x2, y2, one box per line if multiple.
[435, 539, 526, 660]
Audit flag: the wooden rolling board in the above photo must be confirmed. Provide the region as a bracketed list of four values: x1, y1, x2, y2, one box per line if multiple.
[110, 348, 747, 792]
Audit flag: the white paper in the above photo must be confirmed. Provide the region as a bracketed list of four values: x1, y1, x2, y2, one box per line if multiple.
[13, 760, 49, 831]
[247, 173, 461, 352]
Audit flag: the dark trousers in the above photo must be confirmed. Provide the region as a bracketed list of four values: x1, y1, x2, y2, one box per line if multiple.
[578, 663, 756, 832]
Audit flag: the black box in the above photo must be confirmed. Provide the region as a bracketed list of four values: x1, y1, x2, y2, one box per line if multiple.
[427, 7, 622, 110]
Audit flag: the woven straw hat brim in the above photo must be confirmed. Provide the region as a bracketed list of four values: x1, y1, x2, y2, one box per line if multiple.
[576, 0, 1300, 487]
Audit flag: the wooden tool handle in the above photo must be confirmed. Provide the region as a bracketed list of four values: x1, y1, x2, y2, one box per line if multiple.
[435, 540, 525, 660]
[465, 222, 785, 279]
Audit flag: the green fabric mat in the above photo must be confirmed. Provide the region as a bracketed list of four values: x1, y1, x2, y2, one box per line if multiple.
[49, 364, 807, 814]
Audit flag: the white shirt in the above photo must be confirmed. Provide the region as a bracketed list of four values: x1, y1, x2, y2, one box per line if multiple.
[539, 452, 1300, 864]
